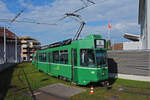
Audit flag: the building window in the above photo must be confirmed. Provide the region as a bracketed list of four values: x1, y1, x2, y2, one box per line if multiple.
[23, 52, 27, 54]
[23, 57, 26, 61]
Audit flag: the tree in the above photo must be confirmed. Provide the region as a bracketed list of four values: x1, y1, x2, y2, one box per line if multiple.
[106, 40, 111, 50]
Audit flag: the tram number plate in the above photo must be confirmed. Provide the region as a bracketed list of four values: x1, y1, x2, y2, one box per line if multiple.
[95, 40, 105, 48]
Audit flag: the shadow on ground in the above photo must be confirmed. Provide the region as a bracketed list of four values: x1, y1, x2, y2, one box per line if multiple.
[0, 65, 16, 100]
[108, 58, 118, 77]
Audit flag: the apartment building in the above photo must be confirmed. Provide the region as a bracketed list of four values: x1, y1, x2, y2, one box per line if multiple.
[19, 36, 40, 62]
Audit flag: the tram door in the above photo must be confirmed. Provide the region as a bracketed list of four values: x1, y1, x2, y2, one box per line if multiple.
[71, 49, 77, 81]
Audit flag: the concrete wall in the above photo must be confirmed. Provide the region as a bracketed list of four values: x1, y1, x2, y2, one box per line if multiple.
[108, 50, 150, 81]
[0, 40, 21, 71]
[123, 42, 142, 50]
[140, 0, 150, 49]
[147, 0, 150, 49]
[0, 39, 21, 64]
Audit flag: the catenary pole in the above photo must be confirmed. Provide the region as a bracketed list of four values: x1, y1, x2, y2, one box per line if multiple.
[15, 36, 17, 63]
[3, 26, 6, 63]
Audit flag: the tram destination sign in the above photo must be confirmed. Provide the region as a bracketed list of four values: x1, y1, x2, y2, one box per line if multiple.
[95, 39, 105, 48]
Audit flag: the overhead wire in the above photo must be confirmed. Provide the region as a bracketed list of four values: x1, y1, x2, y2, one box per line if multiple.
[0, 19, 56, 26]
[56, 0, 96, 23]
[0, 0, 56, 26]
[0, 0, 110, 29]
[10, 0, 35, 24]
[7, 0, 107, 26]
[10, 9, 25, 23]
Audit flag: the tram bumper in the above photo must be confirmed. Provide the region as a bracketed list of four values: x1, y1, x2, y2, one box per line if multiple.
[77, 67, 108, 85]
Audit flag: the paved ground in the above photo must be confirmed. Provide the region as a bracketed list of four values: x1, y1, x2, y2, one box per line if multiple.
[118, 74, 150, 82]
[33, 83, 86, 100]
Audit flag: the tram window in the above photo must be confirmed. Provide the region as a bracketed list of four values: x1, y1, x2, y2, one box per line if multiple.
[39, 53, 42, 62]
[95, 50, 107, 66]
[48, 53, 51, 62]
[60, 50, 68, 64]
[73, 49, 77, 66]
[80, 49, 95, 67]
[53, 51, 59, 63]
[39, 53, 47, 62]
[43, 53, 47, 62]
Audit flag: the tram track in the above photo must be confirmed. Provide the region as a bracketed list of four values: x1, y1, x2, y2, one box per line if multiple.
[16, 66, 37, 100]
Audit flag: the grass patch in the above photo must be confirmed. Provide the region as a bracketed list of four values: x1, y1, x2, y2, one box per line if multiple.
[0, 63, 69, 100]
[71, 76, 150, 100]
[0, 63, 150, 100]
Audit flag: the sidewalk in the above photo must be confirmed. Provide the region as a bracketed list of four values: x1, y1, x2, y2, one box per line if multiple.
[33, 83, 86, 100]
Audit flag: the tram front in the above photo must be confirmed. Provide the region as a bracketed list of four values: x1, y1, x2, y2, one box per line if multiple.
[77, 38, 108, 85]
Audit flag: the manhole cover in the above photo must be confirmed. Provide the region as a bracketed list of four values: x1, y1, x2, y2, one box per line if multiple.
[38, 83, 86, 97]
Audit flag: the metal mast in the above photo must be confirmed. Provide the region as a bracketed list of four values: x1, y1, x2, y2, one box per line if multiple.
[15, 36, 17, 63]
[3, 26, 6, 63]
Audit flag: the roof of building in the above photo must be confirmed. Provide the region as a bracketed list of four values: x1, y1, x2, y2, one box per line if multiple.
[124, 33, 140, 41]
[19, 36, 41, 44]
[0, 27, 17, 39]
[138, 0, 145, 24]
[19, 36, 34, 40]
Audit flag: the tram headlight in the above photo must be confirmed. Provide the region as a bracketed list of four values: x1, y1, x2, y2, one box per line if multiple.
[91, 71, 95, 74]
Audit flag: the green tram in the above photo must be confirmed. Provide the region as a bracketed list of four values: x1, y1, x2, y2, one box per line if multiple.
[33, 34, 108, 85]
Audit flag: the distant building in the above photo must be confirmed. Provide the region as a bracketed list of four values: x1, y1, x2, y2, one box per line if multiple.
[110, 43, 123, 50]
[19, 36, 40, 62]
[139, 0, 150, 49]
[0, 27, 21, 71]
[123, 42, 142, 50]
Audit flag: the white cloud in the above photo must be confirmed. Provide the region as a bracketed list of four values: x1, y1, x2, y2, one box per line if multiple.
[0, 0, 140, 44]
[0, 0, 14, 24]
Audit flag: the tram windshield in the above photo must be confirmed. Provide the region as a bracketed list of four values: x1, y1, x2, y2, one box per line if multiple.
[95, 50, 107, 67]
[80, 49, 107, 67]
[80, 49, 95, 67]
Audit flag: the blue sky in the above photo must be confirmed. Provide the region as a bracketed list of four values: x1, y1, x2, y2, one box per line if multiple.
[0, 0, 140, 45]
